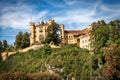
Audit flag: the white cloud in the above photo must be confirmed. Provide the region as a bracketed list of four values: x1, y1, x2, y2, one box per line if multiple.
[53, 0, 120, 29]
[64, 0, 78, 6]
[0, 0, 120, 30]
[43, 0, 65, 8]
[0, 2, 48, 29]
[53, 7, 97, 29]
[100, 5, 120, 17]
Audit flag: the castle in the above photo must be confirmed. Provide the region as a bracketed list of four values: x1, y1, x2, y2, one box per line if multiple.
[30, 20, 92, 50]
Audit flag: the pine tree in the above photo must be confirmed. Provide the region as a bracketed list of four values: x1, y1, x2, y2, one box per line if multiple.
[21, 32, 30, 48]
[15, 31, 30, 49]
[0, 41, 3, 53]
[15, 31, 23, 49]
[3, 40, 8, 51]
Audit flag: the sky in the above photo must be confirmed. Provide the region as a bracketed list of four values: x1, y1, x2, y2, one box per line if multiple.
[0, 0, 120, 45]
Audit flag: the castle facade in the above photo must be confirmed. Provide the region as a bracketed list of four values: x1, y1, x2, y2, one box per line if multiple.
[30, 20, 92, 50]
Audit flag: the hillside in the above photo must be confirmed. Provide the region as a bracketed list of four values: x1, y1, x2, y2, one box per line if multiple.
[0, 44, 92, 80]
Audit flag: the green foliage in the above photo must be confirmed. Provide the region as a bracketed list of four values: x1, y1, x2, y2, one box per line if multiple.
[91, 54, 99, 70]
[15, 31, 23, 49]
[41, 44, 52, 56]
[103, 44, 120, 80]
[91, 20, 120, 79]
[0, 40, 9, 53]
[0, 20, 119, 80]
[0, 41, 3, 53]
[5, 45, 15, 52]
[91, 24, 109, 54]
[0, 44, 92, 80]
[45, 22, 61, 45]
[15, 31, 30, 49]
[3, 40, 8, 51]
[0, 40, 11, 60]
[91, 20, 120, 54]
[109, 20, 120, 27]
[21, 32, 30, 48]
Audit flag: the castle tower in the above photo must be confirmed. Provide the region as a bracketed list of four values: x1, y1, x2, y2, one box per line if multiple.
[48, 19, 55, 25]
[88, 25, 93, 30]
[30, 22, 35, 45]
[60, 24, 65, 44]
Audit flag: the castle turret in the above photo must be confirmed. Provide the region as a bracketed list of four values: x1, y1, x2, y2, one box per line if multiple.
[60, 24, 65, 44]
[30, 22, 35, 45]
[48, 19, 55, 25]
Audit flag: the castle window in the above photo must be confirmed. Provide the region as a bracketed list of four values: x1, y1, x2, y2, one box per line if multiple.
[39, 34, 43, 38]
[69, 36, 70, 38]
[82, 40, 84, 44]
[40, 30, 43, 32]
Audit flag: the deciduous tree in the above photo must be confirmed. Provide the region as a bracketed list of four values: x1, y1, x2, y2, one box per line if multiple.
[103, 44, 120, 80]
[45, 22, 61, 45]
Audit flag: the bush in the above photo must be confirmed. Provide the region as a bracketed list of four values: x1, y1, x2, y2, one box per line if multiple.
[0, 72, 28, 80]
[6, 45, 15, 52]
[41, 44, 52, 55]
[0, 43, 92, 80]
[0, 72, 62, 80]
[28, 72, 62, 80]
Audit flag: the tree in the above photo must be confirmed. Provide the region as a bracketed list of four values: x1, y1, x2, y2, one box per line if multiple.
[15, 31, 23, 49]
[15, 31, 30, 49]
[3, 40, 8, 51]
[91, 20, 120, 54]
[90, 20, 120, 79]
[45, 22, 61, 45]
[103, 44, 120, 80]
[91, 24, 109, 54]
[100, 20, 106, 25]
[109, 20, 120, 27]
[6, 45, 15, 52]
[0, 41, 3, 53]
[21, 32, 30, 48]
[107, 20, 120, 46]
[0, 41, 3, 60]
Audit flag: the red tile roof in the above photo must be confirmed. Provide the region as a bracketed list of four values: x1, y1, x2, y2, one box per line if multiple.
[64, 28, 91, 36]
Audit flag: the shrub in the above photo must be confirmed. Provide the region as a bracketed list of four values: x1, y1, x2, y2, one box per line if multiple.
[0, 72, 28, 80]
[0, 72, 62, 80]
[41, 44, 52, 55]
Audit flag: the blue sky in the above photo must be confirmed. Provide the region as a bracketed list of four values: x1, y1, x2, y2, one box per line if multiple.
[0, 0, 120, 45]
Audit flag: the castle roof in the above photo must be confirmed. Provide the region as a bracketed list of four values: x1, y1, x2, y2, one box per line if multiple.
[64, 28, 91, 36]
[82, 28, 91, 35]
[65, 30, 81, 34]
